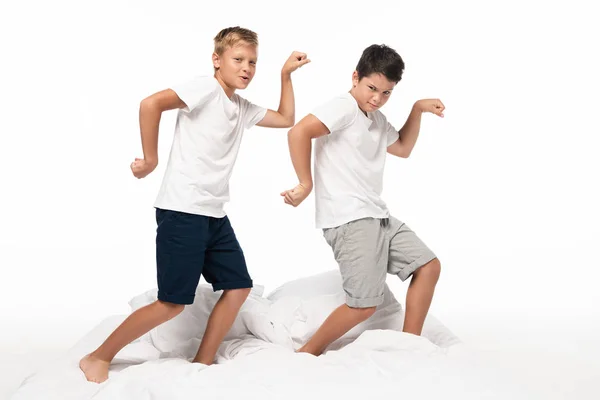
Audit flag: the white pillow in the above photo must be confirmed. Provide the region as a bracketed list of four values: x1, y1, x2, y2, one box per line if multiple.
[128, 284, 274, 357]
[266, 270, 344, 301]
[266, 270, 404, 351]
[266, 269, 400, 310]
[266, 270, 460, 349]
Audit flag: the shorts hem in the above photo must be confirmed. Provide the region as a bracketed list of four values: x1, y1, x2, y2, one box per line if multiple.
[398, 253, 437, 281]
[345, 294, 384, 308]
[212, 280, 253, 292]
[157, 292, 194, 305]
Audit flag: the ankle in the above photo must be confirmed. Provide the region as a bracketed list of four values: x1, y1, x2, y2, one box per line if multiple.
[297, 345, 321, 357]
[89, 350, 112, 363]
[192, 357, 213, 365]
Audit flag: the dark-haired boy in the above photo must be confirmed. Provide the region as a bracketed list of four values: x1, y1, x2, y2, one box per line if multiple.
[281, 44, 445, 356]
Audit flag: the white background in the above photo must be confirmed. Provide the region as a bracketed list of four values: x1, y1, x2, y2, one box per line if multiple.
[1, 0, 599, 398]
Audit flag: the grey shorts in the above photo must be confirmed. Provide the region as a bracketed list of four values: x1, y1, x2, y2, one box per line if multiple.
[323, 216, 437, 308]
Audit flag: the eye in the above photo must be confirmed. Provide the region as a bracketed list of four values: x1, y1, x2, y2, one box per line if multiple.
[383, 91, 391, 95]
[368, 86, 376, 91]
[250, 61, 256, 65]
[234, 58, 241, 61]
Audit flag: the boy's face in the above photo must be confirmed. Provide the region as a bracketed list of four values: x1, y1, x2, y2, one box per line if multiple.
[213, 41, 257, 90]
[351, 72, 396, 113]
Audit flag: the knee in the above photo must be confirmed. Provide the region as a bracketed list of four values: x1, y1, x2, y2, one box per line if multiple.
[222, 287, 251, 306]
[348, 305, 377, 321]
[155, 300, 185, 320]
[419, 258, 441, 282]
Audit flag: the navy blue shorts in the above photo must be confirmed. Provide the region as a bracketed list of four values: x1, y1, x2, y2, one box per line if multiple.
[155, 208, 253, 305]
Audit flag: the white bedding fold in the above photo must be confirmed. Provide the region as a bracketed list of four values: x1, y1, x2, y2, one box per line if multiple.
[12, 320, 533, 400]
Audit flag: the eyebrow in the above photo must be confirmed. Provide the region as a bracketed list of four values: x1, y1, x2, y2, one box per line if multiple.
[368, 83, 394, 91]
[232, 55, 258, 61]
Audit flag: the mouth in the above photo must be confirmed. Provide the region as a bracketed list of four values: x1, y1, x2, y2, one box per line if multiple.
[240, 76, 249, 82]
[368, 103, 378, 109]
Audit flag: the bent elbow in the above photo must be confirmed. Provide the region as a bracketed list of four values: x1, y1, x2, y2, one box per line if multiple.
[140, 96, 151, 107]
[284, 117, 295, 128]
[389, 147, 411, 158]
[140, 97, 157, 112]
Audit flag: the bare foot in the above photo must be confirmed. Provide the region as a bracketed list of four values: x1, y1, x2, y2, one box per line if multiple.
[79, 353, 110, 383]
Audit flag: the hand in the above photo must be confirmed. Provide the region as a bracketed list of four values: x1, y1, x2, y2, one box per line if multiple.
[130, 157, 157, 179]
[415, 99, 445, 118]
[280, 183, 311, 207]
[281, 51, 311, 75]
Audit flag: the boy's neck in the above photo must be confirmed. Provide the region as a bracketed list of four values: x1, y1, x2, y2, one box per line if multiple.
[214, 72, 235, 99]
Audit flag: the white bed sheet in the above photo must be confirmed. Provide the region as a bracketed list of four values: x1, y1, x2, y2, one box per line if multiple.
[10, 314, 539, 400]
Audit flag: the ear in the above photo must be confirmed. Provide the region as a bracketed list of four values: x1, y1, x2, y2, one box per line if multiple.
[212, 52, 220, 69]
[352, 70, 359, 87]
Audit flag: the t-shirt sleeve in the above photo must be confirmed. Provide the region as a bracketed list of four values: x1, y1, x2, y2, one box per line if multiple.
[385, 118, 400, 146]
[239, 97, 268, 129]
[170, 76, 218, 113]
[310, 96, 357, 133]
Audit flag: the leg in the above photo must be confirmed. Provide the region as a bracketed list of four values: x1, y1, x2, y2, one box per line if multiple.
[81, 209, 207, 383]
[80, 300, 184, 383]
[386, 217, 440, 335]
[193, 216, 253, 365]
[403, 258, 441, 335]
[299, 218, 388, 356]
[192, 288, 251, 364]
[297, 305, 376, 356]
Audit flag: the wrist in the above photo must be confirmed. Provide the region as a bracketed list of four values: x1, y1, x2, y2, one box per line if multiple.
[281, 70, 292, 79]
[144, 156, 158, 166]
[299, 181, 313, 190]
[412, 102, 424, 114]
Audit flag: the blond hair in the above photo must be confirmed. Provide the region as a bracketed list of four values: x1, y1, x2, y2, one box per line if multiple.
[213, 26, 258, 55]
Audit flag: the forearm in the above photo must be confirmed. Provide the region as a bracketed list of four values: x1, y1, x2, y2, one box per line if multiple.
[398, 104, 423, 153]
[287, 129, 313, 189]
[277, 73, 295, 126]
[138, 100, 161, 164]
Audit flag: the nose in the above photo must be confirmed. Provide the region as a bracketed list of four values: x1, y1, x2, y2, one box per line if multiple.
[372, 94, 381, 105]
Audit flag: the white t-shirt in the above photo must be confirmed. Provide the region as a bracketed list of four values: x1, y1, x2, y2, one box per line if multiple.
[154, 76, 267, 217]
[311, 92, 400, 229]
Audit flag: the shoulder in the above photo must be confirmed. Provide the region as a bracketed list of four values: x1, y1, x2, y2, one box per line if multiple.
[310, 93, 359, 134]
[320, 93, 356, 110]
[313, 93, 357, 119]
